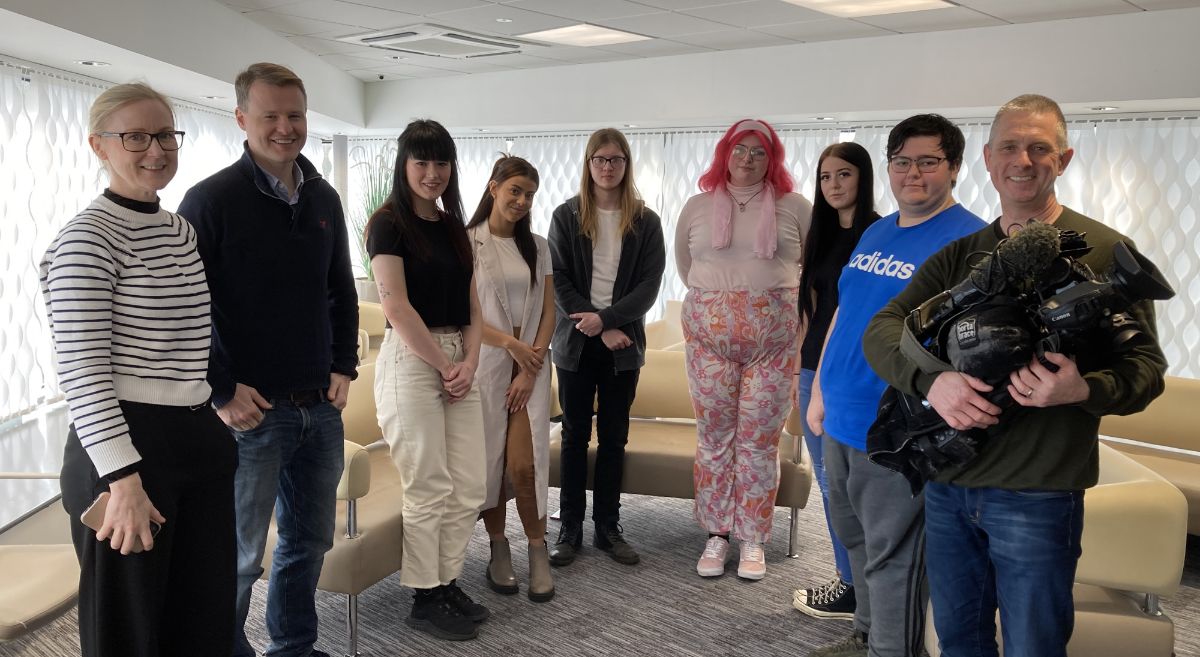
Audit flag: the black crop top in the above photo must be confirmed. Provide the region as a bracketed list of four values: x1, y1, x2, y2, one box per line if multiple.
[367, 212, 472, 328]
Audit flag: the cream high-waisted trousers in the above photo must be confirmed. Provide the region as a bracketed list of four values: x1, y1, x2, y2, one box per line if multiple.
[375, 329, 486, 589]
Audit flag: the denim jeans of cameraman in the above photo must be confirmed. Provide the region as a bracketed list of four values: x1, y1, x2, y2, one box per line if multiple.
[232, 397, 344, 657]
[924, 481, 1084, 657]
[798, 367, 853, 586]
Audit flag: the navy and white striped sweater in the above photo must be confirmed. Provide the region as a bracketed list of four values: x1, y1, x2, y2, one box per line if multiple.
[40, 194, 212, 477]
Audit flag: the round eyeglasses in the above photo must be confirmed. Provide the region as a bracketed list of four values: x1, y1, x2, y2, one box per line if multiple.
[887, 155, 946, 174]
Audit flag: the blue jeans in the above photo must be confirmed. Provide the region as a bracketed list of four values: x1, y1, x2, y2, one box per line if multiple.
[798, 368, 853, 585]
[232, 399, 344, 657]
[924, 481, 1084, 657]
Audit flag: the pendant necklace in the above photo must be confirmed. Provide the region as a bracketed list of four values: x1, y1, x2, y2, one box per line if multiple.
[731, 187, 763, 213]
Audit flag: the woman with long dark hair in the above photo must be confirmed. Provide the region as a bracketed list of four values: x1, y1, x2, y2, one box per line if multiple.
[676, 118, 811, 581]
[368, 119, 488, 641]
[547, 128, 666, 568]
[467, 155, 556, 602]
[789, 142, 879, 619]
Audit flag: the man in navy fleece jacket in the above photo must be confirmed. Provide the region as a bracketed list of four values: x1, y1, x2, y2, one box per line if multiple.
[179, 62, 357, 657]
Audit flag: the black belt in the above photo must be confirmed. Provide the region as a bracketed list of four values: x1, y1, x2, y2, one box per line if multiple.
[276, 389, 326, 406]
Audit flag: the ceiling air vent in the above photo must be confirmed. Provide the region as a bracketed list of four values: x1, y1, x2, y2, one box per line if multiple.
[338, 24, 534, 59]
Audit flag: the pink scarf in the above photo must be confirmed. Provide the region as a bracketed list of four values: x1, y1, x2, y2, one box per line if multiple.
[711, 181, 778, 259]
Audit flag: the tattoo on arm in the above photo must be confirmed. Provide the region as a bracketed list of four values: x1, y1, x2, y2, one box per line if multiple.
[377, 284, 392, 299]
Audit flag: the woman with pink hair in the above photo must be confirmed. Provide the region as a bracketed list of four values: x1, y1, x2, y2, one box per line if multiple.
[675, 119, 811, 580]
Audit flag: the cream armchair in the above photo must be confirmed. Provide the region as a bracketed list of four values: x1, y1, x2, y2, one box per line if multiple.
[924, 443, 1188, 657]
[0, 473, 78, 643]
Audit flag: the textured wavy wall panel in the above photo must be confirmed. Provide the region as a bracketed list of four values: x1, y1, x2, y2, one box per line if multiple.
[0, 62, 330, 423]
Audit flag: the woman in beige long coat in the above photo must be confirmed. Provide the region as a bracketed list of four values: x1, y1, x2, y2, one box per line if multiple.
[467, 155, 555, 602]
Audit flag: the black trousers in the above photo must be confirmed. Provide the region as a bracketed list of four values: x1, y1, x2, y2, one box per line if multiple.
[60, 401, 237, 657]
[556, 337, 640, 525]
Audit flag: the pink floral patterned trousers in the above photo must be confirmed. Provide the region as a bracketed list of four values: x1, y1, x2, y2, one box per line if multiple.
[683, 288, 799, 543]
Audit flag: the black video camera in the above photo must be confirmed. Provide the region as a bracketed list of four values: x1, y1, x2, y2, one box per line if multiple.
[867, 223, 1174, 494]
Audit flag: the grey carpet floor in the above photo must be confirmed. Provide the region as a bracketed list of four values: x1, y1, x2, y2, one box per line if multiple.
[4, 490, 1199, 657]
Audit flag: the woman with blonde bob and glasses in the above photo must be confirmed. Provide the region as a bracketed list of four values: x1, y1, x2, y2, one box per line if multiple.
[41, 82, 236, 656]
[466, 155, 556, 602]
[547, 128, 666, 568]
[676, 118, 811, 581]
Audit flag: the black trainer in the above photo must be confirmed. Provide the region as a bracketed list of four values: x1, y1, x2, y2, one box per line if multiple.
[442, 580, 490, 623]
[406, 588, 477, 641]
[548, 521, 582, 567]
[792, 577, 855, 620]
[594, 522, 640, 565]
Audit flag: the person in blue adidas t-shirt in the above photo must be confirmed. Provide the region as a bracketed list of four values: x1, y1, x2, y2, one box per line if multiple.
[806, 115, 986, 657]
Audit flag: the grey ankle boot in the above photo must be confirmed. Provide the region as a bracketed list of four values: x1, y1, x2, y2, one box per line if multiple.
[527, 542, 555, 603]
[486, 538, 518, 595]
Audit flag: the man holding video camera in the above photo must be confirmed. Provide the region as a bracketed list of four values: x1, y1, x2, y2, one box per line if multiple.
[864, 94, 1168, 657]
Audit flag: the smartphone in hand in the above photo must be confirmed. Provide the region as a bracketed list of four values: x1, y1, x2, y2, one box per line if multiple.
[80, 491, 162, 553]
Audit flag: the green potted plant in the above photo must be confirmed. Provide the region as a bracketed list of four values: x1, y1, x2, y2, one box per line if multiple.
[350, 140, 396, 304]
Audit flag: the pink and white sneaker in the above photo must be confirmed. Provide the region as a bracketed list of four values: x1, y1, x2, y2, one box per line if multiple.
[737, 541, 766, 580]
[696, 536, 731, 577]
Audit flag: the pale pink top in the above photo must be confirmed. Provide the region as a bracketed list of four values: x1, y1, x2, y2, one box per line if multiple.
[675, 183, 812, 291]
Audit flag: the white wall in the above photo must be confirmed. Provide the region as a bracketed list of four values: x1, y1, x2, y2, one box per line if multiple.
[365, 7, 1200, 131]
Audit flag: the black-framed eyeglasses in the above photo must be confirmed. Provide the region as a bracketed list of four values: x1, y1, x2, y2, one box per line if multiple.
[887, 155, 946, 174]
[731, 145, 768, 162]
[97, 130, 186, 152]
[590, 155, 627, 169]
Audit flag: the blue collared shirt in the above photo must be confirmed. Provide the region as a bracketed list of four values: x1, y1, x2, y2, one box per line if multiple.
[255, 161, 305, 205]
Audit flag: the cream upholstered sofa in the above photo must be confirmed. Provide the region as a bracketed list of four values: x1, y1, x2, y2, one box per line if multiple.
[262, 301, 403, 657]
[0, 473, 78, 643]
[924, 443, 1188, 657]
[548, 345, 813, 555]
[1100, 375, 1200, 534]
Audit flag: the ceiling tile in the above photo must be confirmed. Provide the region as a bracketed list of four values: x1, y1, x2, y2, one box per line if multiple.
[755, 17, 894, 39]
[242, 9, 360, 36]
[853, 6, 1006, 32]
[681, 0, 828, 27]
[624, 0, 749, 9]
[285, 35, 367, 55]
[598, 11, 734, 36]
[521, 45, 631, 63]
[427, 4, 578, 35]
[219, 0, 296, 11]
[266, 0, 421, 28]
[670, 28, 796, 48]
[953, 0, 1139, 22]
[318, 53, 399, 69]
[359, 61, 467, 76]
[505, 0, 659, 21]
[592, 38, 713, 56]
[1111, 0, 1200, 8]
[352, 0, 492, 15]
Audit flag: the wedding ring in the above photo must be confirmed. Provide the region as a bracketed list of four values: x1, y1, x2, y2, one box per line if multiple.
[1024, 388, 1034, 397]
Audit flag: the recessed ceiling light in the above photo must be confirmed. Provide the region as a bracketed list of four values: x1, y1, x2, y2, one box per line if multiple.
[780, 0, 951, 18]
[495, 18, 513, 23]
[75, 60, 110, 67]
[390, 55, 404, 60]
[814, 116, 836, 121]
[624, 124, 638, 128]
[1091, 106, 1118, 111]
[520, 23, 650, 47]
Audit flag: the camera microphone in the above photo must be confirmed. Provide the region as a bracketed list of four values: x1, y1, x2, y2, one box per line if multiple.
[992, 220, 1061, 288]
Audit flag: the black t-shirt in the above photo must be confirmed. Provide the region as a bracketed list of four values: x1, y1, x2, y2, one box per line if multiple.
[800, 224, 862, 368]
[366, 212, 472, 328]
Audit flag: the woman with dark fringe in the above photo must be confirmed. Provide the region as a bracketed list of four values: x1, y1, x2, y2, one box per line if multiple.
[368, 119, 488, 641]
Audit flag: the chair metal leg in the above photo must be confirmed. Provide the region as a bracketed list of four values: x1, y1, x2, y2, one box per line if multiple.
[344, 592, 359, 657]
[788, 507, 800, 558]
